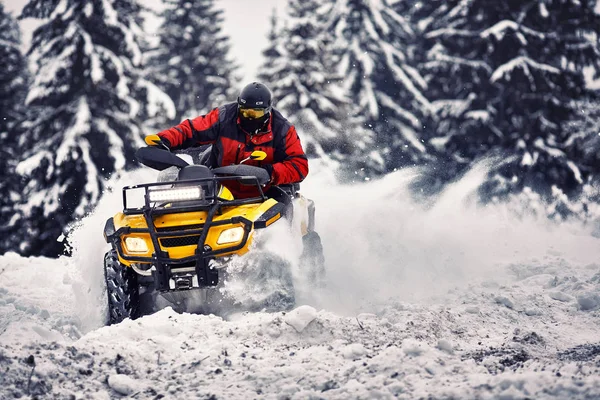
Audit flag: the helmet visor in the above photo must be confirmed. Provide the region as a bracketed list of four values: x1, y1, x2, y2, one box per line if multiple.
[239, 108, 268, 120]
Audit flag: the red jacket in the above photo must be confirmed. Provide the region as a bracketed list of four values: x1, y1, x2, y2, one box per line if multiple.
[157, 103, 309, 198]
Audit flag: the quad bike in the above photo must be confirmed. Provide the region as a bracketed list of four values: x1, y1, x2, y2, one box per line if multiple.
[102, 146, 325, 325]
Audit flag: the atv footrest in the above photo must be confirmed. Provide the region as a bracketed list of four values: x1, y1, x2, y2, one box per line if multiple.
[196, 260, 218, 286]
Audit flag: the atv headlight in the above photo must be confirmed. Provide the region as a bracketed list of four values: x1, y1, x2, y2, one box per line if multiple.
[148, 186, 203, 203]
[217, 227, 245, 245]
[124, 237, 149, 254]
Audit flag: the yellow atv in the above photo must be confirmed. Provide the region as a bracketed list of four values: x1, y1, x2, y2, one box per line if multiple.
[102, 147, 324, 324]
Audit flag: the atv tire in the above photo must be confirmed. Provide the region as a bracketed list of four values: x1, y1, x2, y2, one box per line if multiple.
[104, 250, 141, 325]
[300, 231, 326, 287]
[251, 253, 296, 312]
[214, 252, 296, 315]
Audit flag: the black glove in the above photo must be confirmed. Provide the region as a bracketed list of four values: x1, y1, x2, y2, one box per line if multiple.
[262, 164, 273, 183]
[144, 134, 170, 151]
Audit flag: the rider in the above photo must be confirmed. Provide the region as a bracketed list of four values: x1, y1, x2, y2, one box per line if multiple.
[146, 82, 308, 199]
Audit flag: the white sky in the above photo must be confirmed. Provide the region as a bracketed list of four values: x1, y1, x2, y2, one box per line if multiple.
[219, 0, 283, 84]
[3, 0, 283, 84]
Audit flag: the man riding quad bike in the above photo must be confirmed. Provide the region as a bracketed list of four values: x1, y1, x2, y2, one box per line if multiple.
[102, 83, 324, 324]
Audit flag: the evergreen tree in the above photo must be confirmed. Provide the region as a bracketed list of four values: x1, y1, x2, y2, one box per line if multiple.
[567, 95, 600, 171]
[258, 2, 356, 166]
[147, 0, 237, 125]
[15, 0, 149, 256]
[327, 0, 433, 175]
[258, 9, 286, 89]
[412, 0, 600, 203]
[0, 3, 28, 254]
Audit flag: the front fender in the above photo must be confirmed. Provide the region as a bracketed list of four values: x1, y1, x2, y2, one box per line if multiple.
[103, 217, 116, 243]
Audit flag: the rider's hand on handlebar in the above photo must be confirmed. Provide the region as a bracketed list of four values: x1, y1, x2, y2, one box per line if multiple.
[263, 164, 273, 184]
[145, 134, 170, 151]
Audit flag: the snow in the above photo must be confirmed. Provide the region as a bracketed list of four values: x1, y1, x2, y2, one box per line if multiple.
[55, 98, 90, 165]
[381, 41, 431, 109]
[49, 0, 68, 20]
[521, 151, 534, 166]
[491, 56, 560, 83]
[465, 110, 490, 122]
[480, 20, 547, 44]
[15, 150, 52, 176]
[567, 160, 583, 184]
[533, 137, 565, 158]
[283, 305, 318, 332]
[107, 374, 140, 396]
[481, 20, 522, 41]
[81, 30, 103, 84]
[138, 79, 176, 120]
[96, 119, 126, 171]
[425, 43, 493, 74]
[2, 164, 600, 398]
[26, 39, 78, 104]
[101, 0, 118, 26]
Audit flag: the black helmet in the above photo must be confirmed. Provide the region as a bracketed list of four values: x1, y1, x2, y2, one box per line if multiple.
[238, 82, 273, 111]
[237, 82, 273, 135]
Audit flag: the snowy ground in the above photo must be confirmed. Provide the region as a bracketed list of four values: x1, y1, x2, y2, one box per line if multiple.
[1, 163, 600, 399]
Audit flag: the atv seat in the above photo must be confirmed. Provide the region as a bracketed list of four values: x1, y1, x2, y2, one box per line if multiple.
[177, 165, 214, 181]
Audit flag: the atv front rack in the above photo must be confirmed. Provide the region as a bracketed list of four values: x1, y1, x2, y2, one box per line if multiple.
[121, 175, 267, 215]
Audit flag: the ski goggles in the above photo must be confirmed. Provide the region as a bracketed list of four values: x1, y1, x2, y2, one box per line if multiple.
[239, 107, 269, 119]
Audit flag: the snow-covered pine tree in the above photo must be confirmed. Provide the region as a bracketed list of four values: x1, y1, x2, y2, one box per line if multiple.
[326, 0, 433, 176]
[258, 9, 285, 92]
[146, 0, 237, 126]
[258, 2, 356, 167]
[412, 0, 600, 204]
[0, 3, 28, 254]
[15, 0, 149, 256]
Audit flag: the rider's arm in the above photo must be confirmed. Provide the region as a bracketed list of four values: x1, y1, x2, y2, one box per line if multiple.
[271, 125, 309, 185]
[157, 107, 220, 150]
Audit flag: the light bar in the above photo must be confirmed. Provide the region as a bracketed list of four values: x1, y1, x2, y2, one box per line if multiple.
[148, 186, 203, 203]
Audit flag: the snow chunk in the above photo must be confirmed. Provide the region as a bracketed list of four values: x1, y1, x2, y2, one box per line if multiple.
[577, 294, 600, 311]
[284, 305, 317, 332]
[107, 374, 140, 395]
[436, 339, 454, 354]
[524, 308, 542, 316]
[402, 339, 426, 356]
[341, 343, 367, 360]
[494, 296, 515, 309]
[549, 291, 573, 303]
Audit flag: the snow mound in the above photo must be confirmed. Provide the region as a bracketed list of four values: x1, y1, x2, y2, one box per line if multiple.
[2, 167, 600, 398]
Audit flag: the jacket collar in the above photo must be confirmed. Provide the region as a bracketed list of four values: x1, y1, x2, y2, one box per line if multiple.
[237, 113, 274, 144]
